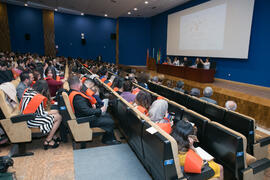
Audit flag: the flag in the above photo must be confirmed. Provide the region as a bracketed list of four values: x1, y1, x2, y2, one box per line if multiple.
[157, 48, 161, 64]
[146, 48, 149, 66]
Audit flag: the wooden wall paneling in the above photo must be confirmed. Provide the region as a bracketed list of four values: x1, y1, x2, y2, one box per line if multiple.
[43, 10, 56, 57]
[0, 3, 11, 52]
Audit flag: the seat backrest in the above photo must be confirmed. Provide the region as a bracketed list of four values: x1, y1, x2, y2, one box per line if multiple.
[142, 121, 180, 180]
[0, 90, 20, 118]
[62, 92, 76, 120]
[224, 110, 255, 154]
[205, 121, 247, 179]
[126, 108, 145, 162]
[203, 102, 226, 123]
[186, 96, 206, 115]
[149, 82, 188, 107]
[181, 109, 210, 144]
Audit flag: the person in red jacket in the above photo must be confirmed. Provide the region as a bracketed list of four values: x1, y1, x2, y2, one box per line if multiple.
[45, 67, 64, 97]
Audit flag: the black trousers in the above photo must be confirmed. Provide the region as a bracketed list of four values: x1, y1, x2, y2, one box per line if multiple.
[90, 113, 116, 142]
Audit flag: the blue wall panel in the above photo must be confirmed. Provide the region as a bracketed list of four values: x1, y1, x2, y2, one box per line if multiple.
[54, 13, 116, 63]
[150, 0, 270, 87]
[119, 17, 151, 66]
[7, 4, 44, 55]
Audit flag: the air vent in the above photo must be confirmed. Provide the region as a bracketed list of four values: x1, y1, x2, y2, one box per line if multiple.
[111, 0, 117, 3]
[152, 6, 157, 9]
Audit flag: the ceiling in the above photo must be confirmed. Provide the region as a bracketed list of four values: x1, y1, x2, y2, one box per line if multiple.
[2, 0, 191, 18]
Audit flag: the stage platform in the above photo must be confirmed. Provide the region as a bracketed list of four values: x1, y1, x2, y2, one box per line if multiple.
[119, 65, 270, 129]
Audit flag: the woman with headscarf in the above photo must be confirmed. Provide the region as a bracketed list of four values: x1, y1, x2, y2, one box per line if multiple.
[148, 99, 172, 134]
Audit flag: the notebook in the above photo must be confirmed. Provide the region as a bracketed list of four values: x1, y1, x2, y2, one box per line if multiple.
[195, 147, 214, 161]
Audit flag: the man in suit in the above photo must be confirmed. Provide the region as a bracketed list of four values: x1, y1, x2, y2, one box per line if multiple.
[68, 76, 120, 145]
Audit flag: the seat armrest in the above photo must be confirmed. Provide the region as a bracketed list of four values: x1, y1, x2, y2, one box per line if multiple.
[257, 136, 270, 147]
[10, 114, 35, 123]
[247, 158, 270, 174]
[184, 163, 215, 180]
[76, 116, 96, 124]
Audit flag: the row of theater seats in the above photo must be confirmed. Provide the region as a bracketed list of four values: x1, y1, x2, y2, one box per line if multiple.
[132, 82, 270, 180]
[79, 63, 270, 180]
[0, 62, 70, 157]
[75, 61, 216, 180]
[147, 81, 270, 160]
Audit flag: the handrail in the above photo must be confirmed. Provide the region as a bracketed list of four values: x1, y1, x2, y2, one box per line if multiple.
[75, 60, 183, 179]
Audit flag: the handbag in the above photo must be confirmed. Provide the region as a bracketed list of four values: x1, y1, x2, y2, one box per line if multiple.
[0, 156, 14, 173]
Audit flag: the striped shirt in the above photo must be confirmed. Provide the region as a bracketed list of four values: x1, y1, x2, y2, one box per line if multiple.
[20, 88, 54, 134]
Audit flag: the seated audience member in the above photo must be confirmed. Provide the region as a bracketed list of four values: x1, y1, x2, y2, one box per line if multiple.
[151, 76, 159, 83]
[17, 59, 26, 71]
[0, 61, 14, 84]
[111, 77, 124, 94]
[81, 78, 98, 108]
[134, 91, 152, 115]
[171, 121, 223, 180]
[189, 88, 200, 97]
[45, 67, 64, 97]
[174, 81, 185, 93]
[200, 87, 217, 105]
[173, 57, 180, 66]
[137, 72, 149, 89]
[157, 74, 165, 85]
[20, 80, 62, 149]
[148, 99, 172, 134]
[16, 71, 34, 101]
[166, 80, 173, 88]
[121, 80, 136, 103]
[200, 58, 211, 70]
[98, 67, 108, 82]
[68, 76, 120, 145]
[225, 101, 237, 111]
[128, 72, 137, 83]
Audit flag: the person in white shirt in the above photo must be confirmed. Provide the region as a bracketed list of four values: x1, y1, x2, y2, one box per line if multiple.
[173, 57, 180, 66]
[200, 58, 211, 70]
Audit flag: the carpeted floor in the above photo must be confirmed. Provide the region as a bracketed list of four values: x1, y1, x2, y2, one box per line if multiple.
[73, 143, 151, 180]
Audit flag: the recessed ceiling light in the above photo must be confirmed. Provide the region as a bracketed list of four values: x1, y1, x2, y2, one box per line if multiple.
[105, 14, 108, 17]
[54, 8, 58, 11]
[134, 8, 138, 11]
[145, 1, 148, 4]
[81, 13, 84, 16]
[24, 3, 28, 6]
[128, 12, 131, 15]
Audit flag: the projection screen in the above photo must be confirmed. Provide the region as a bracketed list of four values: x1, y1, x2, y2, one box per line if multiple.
[167, 0, 255, 59]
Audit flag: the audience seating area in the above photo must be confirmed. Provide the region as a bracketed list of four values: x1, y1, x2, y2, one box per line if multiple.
[0, 56, 269, 180]
[147, 81, 270, 160]
[79, 61, 270, 180]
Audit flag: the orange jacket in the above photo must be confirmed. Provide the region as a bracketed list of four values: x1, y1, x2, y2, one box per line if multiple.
[69, 91, 96, 112]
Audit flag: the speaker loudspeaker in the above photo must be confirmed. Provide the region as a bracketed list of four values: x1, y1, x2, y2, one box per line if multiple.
[81, 39, 86, 45]
[25, 33, 30, 40]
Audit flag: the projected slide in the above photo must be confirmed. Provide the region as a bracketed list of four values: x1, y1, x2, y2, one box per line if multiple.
[167, 0, 255, 59]
[179, 3, 227, 50]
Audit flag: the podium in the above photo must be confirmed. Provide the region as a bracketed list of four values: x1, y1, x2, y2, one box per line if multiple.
[147, 58, 156, 71]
